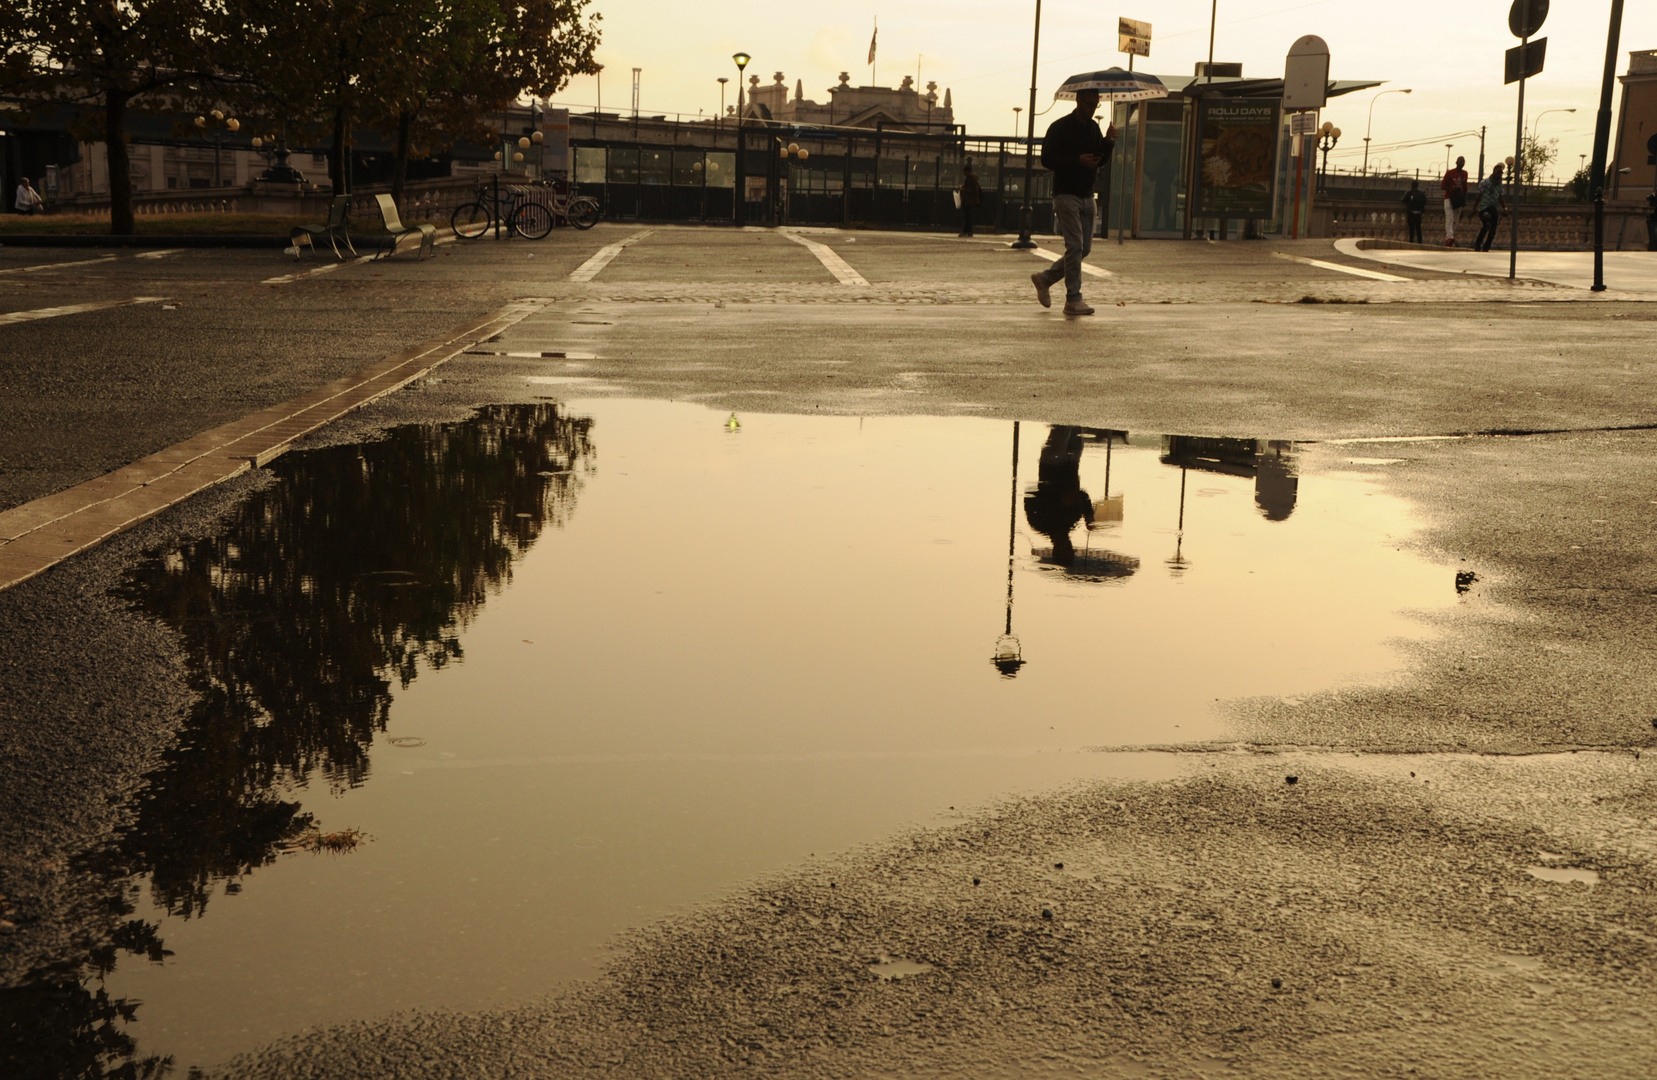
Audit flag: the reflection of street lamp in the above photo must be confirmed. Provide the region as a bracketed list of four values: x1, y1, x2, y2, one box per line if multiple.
[1362, 88, 1411, 177]
[1317, 121, 1341, 194]
[1011, 0, 1042, 250]
[992, 421, 1025, 677]
[1165, 466, 1191, 576]
[194, 110, 240, 188]
[733, 52, 751, 224]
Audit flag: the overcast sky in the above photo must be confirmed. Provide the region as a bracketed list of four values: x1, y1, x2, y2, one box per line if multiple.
[558, 1, 1655, 181]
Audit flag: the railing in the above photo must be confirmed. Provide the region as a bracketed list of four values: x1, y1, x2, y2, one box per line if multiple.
[1325, 200, 1651, 250]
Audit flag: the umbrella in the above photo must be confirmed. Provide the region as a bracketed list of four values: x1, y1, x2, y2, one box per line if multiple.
[1054, 68, 1168, 103]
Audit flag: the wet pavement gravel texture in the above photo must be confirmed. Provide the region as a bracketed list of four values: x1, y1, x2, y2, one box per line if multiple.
[2, 226, 1656, 1077]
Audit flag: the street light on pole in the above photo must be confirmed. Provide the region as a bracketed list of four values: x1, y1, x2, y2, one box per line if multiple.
[1011, 0, 1042, 250]
[1528, 107, 1576, 181]
[717, 77, 728, 139]
[1362, 88, 1411, 176]
[733, 53, 751, 225]
[1012, 106, 1022, 138]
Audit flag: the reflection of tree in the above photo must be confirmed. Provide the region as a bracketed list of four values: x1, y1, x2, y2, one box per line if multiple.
[1, 404, 593, 1077]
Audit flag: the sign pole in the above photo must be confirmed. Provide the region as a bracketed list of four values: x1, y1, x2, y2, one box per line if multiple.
[1589, 0, 1625, 291]
[1291, 119, 1305, 240]
[1509, 33, 1526, 280]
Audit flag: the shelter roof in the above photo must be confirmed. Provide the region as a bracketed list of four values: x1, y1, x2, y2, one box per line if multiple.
[1150, 76, 1383, 98]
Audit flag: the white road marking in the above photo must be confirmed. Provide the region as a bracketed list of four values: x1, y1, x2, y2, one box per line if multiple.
[1029, 247, 1112, 277]
[133, 249, 183, 259]
[262, 255, 374, 285]
[568, 230, 653, 282]
[781, 231, 870, 286]
[0, 296, 167, 326]
[0, 256, 118, 276]
[1274, 252, 1410, 282]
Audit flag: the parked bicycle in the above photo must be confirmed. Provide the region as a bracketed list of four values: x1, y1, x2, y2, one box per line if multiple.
[546, 181, 601, 230]
[451, 181, 553, 240]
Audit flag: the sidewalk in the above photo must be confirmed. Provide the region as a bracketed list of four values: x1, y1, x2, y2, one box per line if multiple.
[1338, 238, 1657, 295]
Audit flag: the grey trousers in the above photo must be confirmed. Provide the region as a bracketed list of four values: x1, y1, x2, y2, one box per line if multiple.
[1038, 193, 1094, 300]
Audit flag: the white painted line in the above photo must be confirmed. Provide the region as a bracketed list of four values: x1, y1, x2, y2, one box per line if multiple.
[133, 249, 183, 259]
[0, 256, 118, 276]
[1274, 252, 1409, 282]
[1029, 247, 1112, 277]
[781, 231, 870, 286]
[568, 230, 653, 282]
[262, 254, 374, 285]
[0, 296, 167, 326]
[1323, 435, 1469, 445]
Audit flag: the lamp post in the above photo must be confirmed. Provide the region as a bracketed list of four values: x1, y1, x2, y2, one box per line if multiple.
[1361, 88, 1411, 176]
[1589, 0, 1625, 291]
[592, 63, 603, 139]
[733, 52, 751, 224]
[1012, 0, 1042, 249]
[194, 110, 241, 188]
[1317, 121, 1341, 194]
[1527, 107, 1576, 182]
[1012, 106, 1021, 138]
[717, 77, 728, 139]
[777, 139, 809, 224]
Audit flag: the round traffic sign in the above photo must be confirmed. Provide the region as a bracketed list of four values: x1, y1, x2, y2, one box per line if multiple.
[1647, 132, 1657, 155]
[1508, 0, 1547, 38]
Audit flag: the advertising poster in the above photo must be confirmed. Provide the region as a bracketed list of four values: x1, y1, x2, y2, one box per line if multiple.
[1196, 99, 1280, 217]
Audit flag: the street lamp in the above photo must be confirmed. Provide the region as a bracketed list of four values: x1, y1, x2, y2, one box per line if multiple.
[1362, 88, 1411, 176]
[717, 77, 729, 138]
[1012, 0, 1042, 249]
[1318, 121, 1341, 194]
[733, 52, 751, 224]
[195, 110, 241, 188]
[1012, 106, 1022, 138]
[1528, 107, 1576, 182]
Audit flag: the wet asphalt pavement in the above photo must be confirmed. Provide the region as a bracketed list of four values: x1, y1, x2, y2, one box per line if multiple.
[2, 226, 1655, 1078]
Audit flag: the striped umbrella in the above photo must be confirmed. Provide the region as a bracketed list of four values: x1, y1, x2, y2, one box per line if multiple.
[1054, 68, 1169, 103]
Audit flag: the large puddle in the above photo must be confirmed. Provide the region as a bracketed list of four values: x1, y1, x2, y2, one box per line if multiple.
[11, 400, 1456, 1073]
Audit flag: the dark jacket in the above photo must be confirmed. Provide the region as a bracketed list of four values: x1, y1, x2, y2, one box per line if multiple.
[959, 173, 982, 207]
[1040, 111, 1114, 198]
[1402, 189, 1427, 214]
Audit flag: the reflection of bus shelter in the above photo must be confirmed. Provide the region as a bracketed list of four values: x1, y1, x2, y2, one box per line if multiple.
[1160, 436, 1299, 521]
[1104, 72, 1380, 240]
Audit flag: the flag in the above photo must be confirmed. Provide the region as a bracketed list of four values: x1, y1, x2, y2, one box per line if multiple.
[867, 22, 878, 66]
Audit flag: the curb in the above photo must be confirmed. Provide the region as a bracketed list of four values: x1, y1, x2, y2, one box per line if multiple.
[0, 234, 295, 249]
[0, 298, 549, 592]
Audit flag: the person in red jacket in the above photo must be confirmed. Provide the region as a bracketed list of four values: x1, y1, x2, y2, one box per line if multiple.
[1440, 156, 1469, 247]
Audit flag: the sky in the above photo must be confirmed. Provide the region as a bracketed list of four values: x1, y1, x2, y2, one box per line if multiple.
[555, 1, 1656, 182]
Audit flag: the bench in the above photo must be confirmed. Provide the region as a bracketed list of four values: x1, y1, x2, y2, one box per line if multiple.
[289, 195, 355, 259]
[373, 194, 436, 260]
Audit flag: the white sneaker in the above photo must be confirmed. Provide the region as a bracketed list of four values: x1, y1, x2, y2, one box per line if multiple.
[1030, 272, 1052, 309]
[1063, 299, 1095, 316]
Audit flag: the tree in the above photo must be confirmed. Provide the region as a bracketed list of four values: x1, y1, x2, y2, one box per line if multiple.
[0, 0, 212, 234]
[1517, 134, 1558, 185]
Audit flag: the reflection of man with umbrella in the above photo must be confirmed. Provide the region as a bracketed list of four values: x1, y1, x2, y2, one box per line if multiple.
[1024, 426, 1094, 564]
[1031, 68, 1166, 317]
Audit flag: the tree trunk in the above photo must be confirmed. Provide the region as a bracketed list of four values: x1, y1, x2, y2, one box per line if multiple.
[330, 104, 348, 195]
[391, 109, 414, 208]
[105, 91, 136, 235]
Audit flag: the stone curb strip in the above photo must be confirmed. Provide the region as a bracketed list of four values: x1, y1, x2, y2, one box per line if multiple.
[0, 297, 550, 593]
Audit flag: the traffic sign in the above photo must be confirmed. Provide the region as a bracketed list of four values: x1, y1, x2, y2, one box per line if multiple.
[1118, 17, 1151, 58]
[1283, 35, 1331, 110]
[1508, 0, 1547, 38]
[1504, 38, 1546, 84]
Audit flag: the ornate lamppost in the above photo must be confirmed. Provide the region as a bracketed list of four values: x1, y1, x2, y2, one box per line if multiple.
[1317, 121, 1341, 194]
[733, 52, 751, 224]
[194, 110, 241, 188]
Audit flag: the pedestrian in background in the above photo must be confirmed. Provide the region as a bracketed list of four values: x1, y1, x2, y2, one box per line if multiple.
[1473, 163, 1506, 252]
[1402, 179, 1427, 244]
[958, 163, 982, 238]
[1440, 156, 1468, 247]
[14, 177, 43, 215]
[1031, 87, 1115, 316]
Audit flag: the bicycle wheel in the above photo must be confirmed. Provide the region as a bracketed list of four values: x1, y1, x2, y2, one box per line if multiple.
[567, 198, 600, 230]
[450, 202, 492, 239]
[512, 201, 554, 240]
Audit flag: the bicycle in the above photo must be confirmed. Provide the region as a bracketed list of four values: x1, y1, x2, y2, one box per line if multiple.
[450, 181, 553, 240]
[535, 181, 600, 230]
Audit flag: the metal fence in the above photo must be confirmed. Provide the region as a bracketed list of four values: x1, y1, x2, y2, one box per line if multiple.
[571, 130, 1056, 232]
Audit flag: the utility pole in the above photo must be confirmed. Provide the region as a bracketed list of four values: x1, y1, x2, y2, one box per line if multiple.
[1589, 0, 1626, 291]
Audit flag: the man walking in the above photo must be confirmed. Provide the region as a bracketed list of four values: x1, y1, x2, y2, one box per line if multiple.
[1402, 179, 1427, 244]
[1031, 88, 1114, 316]
[1473, 162, 1506, 252]
[1440, 156, 1468, 247]
[958, 163, 982, 237]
